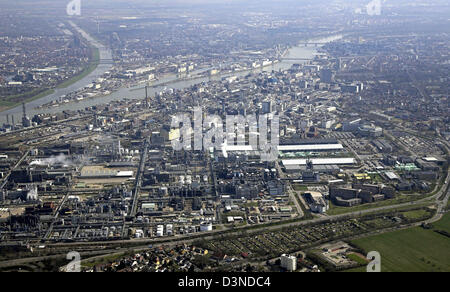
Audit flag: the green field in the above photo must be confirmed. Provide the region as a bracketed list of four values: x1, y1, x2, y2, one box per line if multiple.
[433, 213, 450, 233]
[347, 253, 369, 265]
[292, 184, 308, 191]
[349, 213, 450, 272]
[402, 209, 430, 220]
[0, 88, 55, 109]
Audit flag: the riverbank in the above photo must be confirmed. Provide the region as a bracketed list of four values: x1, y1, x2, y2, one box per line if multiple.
[0, 32, 341, 122]
[0, 46, 100, 114]
[0, 88, 55, 112]
[56, 47, 100, 89]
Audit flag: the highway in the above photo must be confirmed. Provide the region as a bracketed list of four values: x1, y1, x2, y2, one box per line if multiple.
[426, 172, 450, 224]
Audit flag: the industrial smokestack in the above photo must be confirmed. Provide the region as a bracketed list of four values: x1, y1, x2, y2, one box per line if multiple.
[145, 86, 149, 107]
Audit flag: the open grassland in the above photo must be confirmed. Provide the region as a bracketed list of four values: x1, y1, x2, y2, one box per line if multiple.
[349, 213, 450, 272]
[433, 213, 450, 233]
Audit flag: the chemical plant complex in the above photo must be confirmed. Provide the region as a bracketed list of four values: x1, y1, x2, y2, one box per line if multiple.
[0, 0, 449, 273]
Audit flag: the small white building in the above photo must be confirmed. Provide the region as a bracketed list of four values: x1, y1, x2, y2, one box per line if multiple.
[200, 222, 213, 232]
[281, 254, 297, 272]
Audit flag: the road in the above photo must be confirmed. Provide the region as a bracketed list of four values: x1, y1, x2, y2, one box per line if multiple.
[121, 138, 148, 238]
[43, 188, 72, 240]
[0, 248, 124, 270]
[130, 139, 149, 217]
[426, 173, 450, 224]
[275, 161, 304, 218]
[0, 150, 29, 190]
[287, 185, 304, 218]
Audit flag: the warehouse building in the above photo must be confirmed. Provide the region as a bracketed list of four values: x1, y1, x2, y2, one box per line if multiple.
[330, 184, 394, 206]
[282, 158, 355, 167]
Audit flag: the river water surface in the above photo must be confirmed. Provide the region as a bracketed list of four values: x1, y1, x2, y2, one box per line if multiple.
[0, 30, 341, 123]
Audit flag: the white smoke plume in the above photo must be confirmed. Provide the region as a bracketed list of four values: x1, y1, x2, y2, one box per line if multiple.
[30, 154, 73, 167]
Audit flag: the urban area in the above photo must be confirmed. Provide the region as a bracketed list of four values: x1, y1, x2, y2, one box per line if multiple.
[0, 0, 449, 273]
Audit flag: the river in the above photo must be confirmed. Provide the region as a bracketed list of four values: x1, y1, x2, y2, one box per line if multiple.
[0, 29, 341, 124]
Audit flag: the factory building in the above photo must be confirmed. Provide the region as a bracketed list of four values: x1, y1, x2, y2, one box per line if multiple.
[415, 159, 440, 172]
[200, 222, 213, 232]
[268, 180, 286, 197]
[284, 164, 340, 175]
[358, 125, 383, 137]
[329, 184, 394, 207]
[303, 192, 329, 213]
[282, 158, 356, 167]
[342, 119, 361, 132]
[372, 139, 393, 153]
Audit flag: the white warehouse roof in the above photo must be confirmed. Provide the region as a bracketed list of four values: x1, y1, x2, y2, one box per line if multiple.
[116, 171, 134, 177]
[278, 144, 344, 151]
[385, 171, 400, 180]
[282, 158, 355, 166]
[423, 157, 438, 162]
[221, 144, 344, 152]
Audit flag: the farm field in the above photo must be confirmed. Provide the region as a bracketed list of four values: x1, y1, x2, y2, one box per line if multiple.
[433, 213, 450, 233]
[348, 214, 450, 272]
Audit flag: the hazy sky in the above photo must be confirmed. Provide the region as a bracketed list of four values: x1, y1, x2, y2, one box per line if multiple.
[3, 0, 449, 15]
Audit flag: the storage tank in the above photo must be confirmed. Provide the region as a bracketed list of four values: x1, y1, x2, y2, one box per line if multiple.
[156, 225, 164, 237]
[166, 224, 173, 236]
